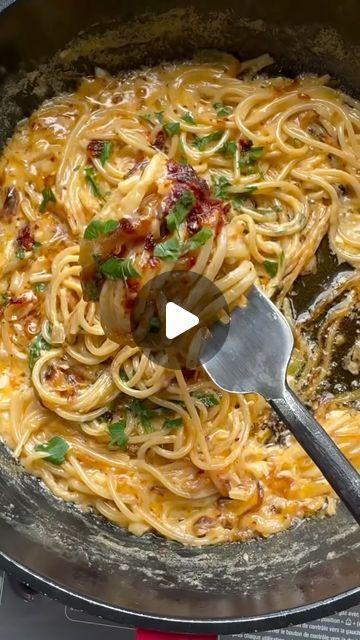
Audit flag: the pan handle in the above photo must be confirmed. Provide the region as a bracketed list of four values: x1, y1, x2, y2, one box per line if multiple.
[137, 629, 217, 640]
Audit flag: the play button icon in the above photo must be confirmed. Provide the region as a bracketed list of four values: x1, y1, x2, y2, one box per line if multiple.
[129, 270, 230, 370]
[165, 302, 199, 340]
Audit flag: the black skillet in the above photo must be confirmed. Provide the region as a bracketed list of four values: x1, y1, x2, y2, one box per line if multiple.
[0, 0, 359, 635]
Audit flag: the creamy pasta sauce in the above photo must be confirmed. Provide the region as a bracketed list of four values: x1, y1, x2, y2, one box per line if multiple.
[0, 54, 359, 546]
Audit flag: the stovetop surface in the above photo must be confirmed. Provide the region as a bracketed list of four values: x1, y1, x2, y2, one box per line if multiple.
[0, 571, 359, 640]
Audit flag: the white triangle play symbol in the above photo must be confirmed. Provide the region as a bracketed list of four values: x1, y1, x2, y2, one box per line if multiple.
[165, 302, 199, 340]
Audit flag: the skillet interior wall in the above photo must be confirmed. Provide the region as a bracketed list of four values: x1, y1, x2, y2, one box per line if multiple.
[0, 0, 359, 626]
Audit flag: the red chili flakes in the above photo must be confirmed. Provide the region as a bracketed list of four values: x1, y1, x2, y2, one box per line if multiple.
[118, 218, 136, 235]
[87, 139, 104, 159]
[144, 233, 155, 252]
[153, 130, 166, 151]
[239, 137, 253, 151]
[17, 224, 35, 251]
[187, 199, 226, 235]
[167, 161, 209, 197]
[1, 186, 19, 219]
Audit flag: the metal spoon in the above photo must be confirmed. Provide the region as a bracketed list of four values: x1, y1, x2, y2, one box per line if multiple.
[201, 285, 360, 524]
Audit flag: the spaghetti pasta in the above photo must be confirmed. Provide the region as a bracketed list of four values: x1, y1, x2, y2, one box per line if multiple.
[0, 54, 359, 546]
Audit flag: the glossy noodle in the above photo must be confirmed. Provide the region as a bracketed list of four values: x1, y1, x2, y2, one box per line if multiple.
[0, 54, 359, 545]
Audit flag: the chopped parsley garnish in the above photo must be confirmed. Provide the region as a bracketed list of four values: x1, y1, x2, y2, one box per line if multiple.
[184, 227, 213, 252]
[219, 141, 237, 157]
[211, 175, 231, 199]
[163, 122, 181, 137]
[0, 293, 9, 306]
[155, 111, 164, 124]
[84, 166, 105, 200]
[163, 417, 183, 429]
[231, 186, 258, 211]
[140, 112, 164, 126]
[154, 226, 213, 262]
[39, 187, 56, 214]
[129, 399, 157, 433]
[194, 131, 223, 151]
[35, 436, 69, 465]
[239, 146, 264, 173]
[33, 282, 46, 293]
[250, 203, 282, 215]
[211, 177, 258, 210]
[28, 334, 51, 371]
[99, 257, 140, 281]
[213, 101, 232, 118]
[108, 420, 128, 449]
[82, 280, 101, 302]
[32, 241, 42, 252]
[120, 370, 130, 382]
[84, 219, 118, 240]
[100, 141, 112, 166]
[263, 260, 278, 278]
[15, 247, 25, 260]
[98, 411, 113, 423]
[195, 392, 220, 407]
[166, 190, 196, 232]
[182, 112, 196, 125]
[149, 317, 160, 333]
[154, 236, 182, 262]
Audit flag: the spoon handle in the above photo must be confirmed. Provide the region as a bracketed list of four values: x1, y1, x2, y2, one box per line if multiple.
[270, 385, 360, 524]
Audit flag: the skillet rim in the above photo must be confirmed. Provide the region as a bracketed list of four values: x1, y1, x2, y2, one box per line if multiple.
[0, 550, 359, 633]
[0, 0, 359, 631]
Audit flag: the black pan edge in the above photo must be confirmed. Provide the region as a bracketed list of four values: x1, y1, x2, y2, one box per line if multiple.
[1, 551, 359, 634]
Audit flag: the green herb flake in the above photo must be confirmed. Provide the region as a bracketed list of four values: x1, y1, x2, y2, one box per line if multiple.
[149, 317, 160, 333]
[120, 370, 129, 382]
[182, 112, 196, 125]
[35, 436, 69, 465]
[139, 113, 153, 124]
[99, 257, 140, 281]
[32, 241, 42, 253]
[231, 186, 258, 211]
[155, 111, 164, 124]
[100, 141, 112, 166]
[211, 175, 231, 200]
[129, 399, 157, 433]
[98, 410, 113, 423]
[195, 392, 220, 408]
[28, 334, 51, 371]
[163, 417, 183, 429]
[213, 101, 233, 118]
[163, 121, 181, 137]
[166, 190, 196, 232]
[154, 236, 182, 262]
[82, 280, 101, 302]
[219, 141, 237, 157]
[184, 227, 213, 252]
[15, 247, 25, 260]
[84, 218, 118, 240]
[239, 146, 264, 173]
[263, 260, 279, 278]
[39, 187, 57, 214]
[84, 166, 105, 200]
[108, 420, 128, 449]
[33, 282, 46, 293]
[0, 293, 9, 306]
[194, 131, 223, 151]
